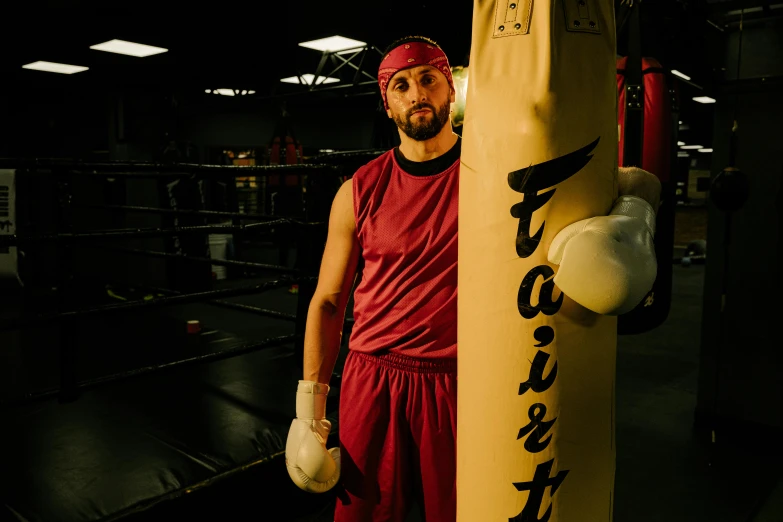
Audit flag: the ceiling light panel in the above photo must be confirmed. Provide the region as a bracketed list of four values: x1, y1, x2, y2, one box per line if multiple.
[22, 61, 88, 74]
[206, 89, 255, 96]
[90, 39, 168, 57]
[298, 36, 367, 53]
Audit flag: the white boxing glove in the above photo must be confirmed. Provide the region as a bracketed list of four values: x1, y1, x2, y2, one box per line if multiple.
[547, 195, 658, 316]
[285, 380, 341, 493]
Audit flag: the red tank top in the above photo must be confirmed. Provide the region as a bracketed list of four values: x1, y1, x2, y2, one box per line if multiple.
[349, 146, 459, 360]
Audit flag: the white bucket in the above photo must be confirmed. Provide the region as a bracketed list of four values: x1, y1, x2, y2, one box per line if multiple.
[208, 233, 232, 280]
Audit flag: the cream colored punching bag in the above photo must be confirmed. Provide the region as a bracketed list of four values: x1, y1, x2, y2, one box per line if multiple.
[457, 0, 618, 521]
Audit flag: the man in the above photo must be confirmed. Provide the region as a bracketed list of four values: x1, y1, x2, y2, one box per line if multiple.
[286, 36, 661, 521]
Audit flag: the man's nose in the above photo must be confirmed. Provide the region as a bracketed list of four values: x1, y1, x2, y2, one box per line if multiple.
[406, 83, 427, 104]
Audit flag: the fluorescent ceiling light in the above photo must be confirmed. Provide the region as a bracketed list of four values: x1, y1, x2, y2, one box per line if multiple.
[678, 141, 685, 146]
[90, 39, 168, 57]
[698, 148, 713, 153]
[298, 36, 367, 53]
[681, 145, 703, 149]
[22, 61, 88, 74]
[678, 152, 690, 157]
[671, 70, 691, 81]
[693, 96, 716, 104]
[280, 74, 340, 85]
[206, 89, 255, 96]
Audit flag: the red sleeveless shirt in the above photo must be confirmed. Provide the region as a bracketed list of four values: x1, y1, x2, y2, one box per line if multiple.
[348, 142, 459, 360]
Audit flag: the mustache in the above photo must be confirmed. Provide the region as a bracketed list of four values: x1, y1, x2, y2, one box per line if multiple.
[408, 103, 435, 116]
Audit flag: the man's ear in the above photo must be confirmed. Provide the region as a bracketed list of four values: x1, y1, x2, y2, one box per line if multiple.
[450, 87, 456, 104]
[386, 108, 392, 118]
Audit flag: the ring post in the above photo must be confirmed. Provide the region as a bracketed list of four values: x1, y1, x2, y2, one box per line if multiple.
[56, 170, 79, 403]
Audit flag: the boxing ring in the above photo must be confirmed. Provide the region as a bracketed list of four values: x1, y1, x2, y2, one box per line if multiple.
[0, 156, 375, 522]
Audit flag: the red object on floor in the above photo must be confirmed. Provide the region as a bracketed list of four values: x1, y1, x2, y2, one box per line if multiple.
[187, 320, 200, 334]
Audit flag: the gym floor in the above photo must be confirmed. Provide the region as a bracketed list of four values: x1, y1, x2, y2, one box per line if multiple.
[114, 261, 781, 522]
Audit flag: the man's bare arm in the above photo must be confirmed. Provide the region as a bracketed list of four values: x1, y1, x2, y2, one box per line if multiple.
[303, 179, 360, 385]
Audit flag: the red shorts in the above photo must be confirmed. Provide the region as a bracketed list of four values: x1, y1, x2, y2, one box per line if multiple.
[334, 350, 457, 522]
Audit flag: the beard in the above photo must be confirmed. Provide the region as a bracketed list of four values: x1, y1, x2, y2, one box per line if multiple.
[392, 99, 451, 141]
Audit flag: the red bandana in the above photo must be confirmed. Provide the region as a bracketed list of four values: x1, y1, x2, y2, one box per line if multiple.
[378, 41, 454, 111]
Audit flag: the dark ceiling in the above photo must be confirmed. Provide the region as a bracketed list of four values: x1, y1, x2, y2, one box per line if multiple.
[1, 0, 780, 153]
[2, 1, 474, 91]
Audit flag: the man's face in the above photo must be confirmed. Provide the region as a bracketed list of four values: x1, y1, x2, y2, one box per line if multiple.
[385, 65, 455, 141]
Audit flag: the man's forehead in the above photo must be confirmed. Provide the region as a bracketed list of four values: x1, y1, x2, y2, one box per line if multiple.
[390, 65, 440, 82]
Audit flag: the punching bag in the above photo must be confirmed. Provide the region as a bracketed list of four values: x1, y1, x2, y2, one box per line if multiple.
[458, 0, 617, 520]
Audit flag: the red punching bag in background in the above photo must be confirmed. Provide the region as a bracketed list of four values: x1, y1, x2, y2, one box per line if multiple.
[616, 55, 679, 334]
[266, 105, 306, 294]
[617, 56, 673, 182]
[266, 105, 305, 213]
[269, 136, 281, 165]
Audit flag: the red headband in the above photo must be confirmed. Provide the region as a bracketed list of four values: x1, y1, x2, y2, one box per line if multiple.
[378, 41, 454, 111]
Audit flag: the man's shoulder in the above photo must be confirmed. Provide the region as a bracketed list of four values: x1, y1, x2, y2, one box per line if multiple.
[352, 149, 396, 180]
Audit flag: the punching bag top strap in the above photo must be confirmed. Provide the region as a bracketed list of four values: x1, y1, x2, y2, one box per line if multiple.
[623, 1, 644, 167]
[625, 1, 642, 84]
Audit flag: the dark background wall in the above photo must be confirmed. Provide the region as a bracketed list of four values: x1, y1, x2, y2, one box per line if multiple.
[696, 15, 783, 439]
[0, 83, 390, 162]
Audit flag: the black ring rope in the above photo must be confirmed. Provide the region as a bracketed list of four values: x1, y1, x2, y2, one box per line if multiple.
[93, 245, 300, 274]
[0, 277, 316, 331]
[0, 335, 297, 408]
[0, 220, 325, 247]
